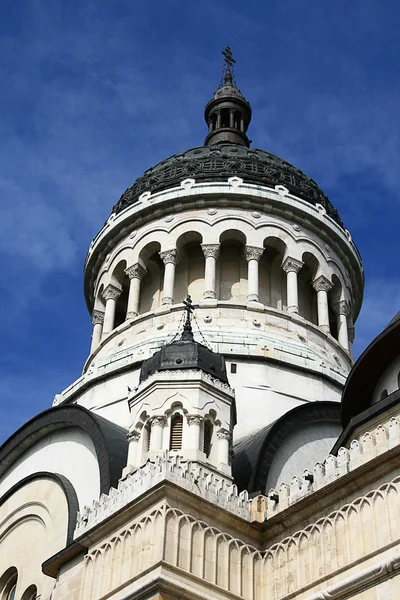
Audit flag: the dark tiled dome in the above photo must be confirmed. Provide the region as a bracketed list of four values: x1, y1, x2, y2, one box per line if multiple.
[112, 144, 343, 227]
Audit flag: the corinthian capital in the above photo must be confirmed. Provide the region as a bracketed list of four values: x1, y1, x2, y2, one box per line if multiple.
[217, 428, 231, 441]
[91, 309, 105, 326]
[282, 256, 303, 274]
[312, 275, 333, 293]
[245, 246, 264, 262]
[201, 244, 220, 260]
[102, 283, 122, 301]
[332, 300, 350, 316]
[125, 263, 147, 280]
[127, 430, 141, 443]
[188, 415, 203, 426]
[159, 249, 179, 265]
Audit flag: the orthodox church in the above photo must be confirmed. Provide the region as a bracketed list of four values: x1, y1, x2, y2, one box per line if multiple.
[0, 48, 398, 600]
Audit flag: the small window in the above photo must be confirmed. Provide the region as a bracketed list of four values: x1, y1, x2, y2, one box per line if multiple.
[380, 389, 388, 401]
[203, 421, 213, 457]
[170, 415, 183, 451]
[230, 363, 237, 374]
[7, 586, 16, 600]
[21, 585, 38, 600]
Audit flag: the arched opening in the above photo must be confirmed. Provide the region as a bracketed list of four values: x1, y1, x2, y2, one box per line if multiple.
[111, 260, 128, 328]
[299, 253, 319, 324]
[170, 414, 183, 451]
[175, 232, 204, 303]
[203, 420, 213, 457]
[218, 230, 247, 302]
[139, 242, 163, 314]
[261, 237, 287, 309]
[329, 274, 343, 340]
[21, 585, 38, 600]
[0, 568, 18, 600]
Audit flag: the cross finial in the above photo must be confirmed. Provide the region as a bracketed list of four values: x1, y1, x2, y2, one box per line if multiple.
[221, 46, 236, 86]
[181, 295, 194, 341]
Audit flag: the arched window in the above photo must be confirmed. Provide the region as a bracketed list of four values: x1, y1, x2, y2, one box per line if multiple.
[21, 585, 38, 600]
[203, 421, 213, 457]
[0, 568, 18, 600]
[380, 389, 388, 401]
[170, 414, 183, 451]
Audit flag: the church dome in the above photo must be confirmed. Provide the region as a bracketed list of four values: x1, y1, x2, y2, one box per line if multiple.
[112, 143, 342, 227]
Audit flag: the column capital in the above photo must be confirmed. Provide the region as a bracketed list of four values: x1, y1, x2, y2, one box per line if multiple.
[150, 416, 167, 428]
[188, 415, 203, 426]
[125, 263, 147, 280]
[201, 244, 220, 259]
[332, 300, 350, 316]
[312, 275, 333, 293]
[91, 309, 104, 325]
[127, 430, 141, 443]
[245, 246, 264, 262]
[102, 283, 122, 302]
[282, 256, 304, 274]
[159, 249, 179, 265]
[217, 428, 231, 441]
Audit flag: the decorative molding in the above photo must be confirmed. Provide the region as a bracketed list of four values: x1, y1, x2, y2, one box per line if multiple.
[91, 309, 104, 326]
[150, 416, 167, 428]
[245, 245, 264, 262]
[102, 283, 122, 301]
[125, 263, 147, 280]
[217, 428, 231, 441]
[159, 249, 179, 265]
[332, 299, 350, 316]
[312, 275, 333, 293]
[201, 244, 220, 259]
[282, 256, 304, 274]
[127, 430, 141, 443]
[203, 290, 217, 299]
[188, 416, 203, 426]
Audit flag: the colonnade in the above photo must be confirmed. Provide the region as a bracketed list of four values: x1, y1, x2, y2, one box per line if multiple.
[125, 415, 231, 470]
[91, 244, 352, 354]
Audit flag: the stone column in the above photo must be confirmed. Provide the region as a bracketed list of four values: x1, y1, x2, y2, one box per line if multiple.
[333, 300, 350, 350]
[282, 257, 303, 314]
[229, 109, 235, 128]
[149, 416, 166, 452]
[245, 246, 264, 303]
[312, 276, 333, 334]
[90, 310, 104, 354]
[201, 244, 220, 300]
[216, 110, 222, 129]
[102, 284, 122, 337]
[187, 416, 203, 451]
[159, 249, 179, 305]
[125, 263, 147, 319]
[217, 429, 231, 466]
[126, 430, 141, 469]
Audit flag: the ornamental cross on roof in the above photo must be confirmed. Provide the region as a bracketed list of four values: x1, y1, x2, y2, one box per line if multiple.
[181, 295, 194, 341]
[221, 46, 236, 86]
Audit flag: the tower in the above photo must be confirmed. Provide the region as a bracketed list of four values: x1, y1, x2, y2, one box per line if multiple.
[2, 50, 398, 600]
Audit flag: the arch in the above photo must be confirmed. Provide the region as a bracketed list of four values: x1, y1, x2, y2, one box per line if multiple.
[21, 585, 38, 600]
[170, 414, 183, 451]
[298, 252, 319, 324]
[175, 232, 204, 303]
[262, 236, 287, 310]
[0, 405, 128, 498]
[137, 241, 163, 314]
[110, 260, 129, 328]
[0, 568, 17, 600]
[218, 230, 247, 302]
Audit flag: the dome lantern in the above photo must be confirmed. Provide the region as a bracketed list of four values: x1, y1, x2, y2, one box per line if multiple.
[204, 46, 252, 147]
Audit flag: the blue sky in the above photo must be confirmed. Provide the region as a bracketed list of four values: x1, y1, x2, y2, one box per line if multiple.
[1, 0, 399, 442]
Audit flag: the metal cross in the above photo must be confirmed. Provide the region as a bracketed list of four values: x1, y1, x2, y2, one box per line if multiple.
[222, 46, 236, 69]
[182, 295, 194, 340]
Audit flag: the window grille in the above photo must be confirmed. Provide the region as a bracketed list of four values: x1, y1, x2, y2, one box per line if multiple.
[203, 421, 213, 457]
[170, 415, 183, 450]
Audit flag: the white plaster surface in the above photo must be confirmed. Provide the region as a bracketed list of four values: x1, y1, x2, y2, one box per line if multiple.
[0, 427, 100, 510]
[265, 421, 342, 491]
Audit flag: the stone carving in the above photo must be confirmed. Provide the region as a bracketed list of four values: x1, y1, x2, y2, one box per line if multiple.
[245, 246, 264, 262]
[91, 309, 104, 325]
[332, 299, 350, 316]
[188, 416, 203, 426]
[150, 416, 167, 428]
[203, 290, 217, 299]
[125, 263, 147, 280]
[201, 244, 220, 259]
[281, 256, 303, 274]
[127, 430, 141, 442]
[159, 249, 179, 265]
[312, 275, 333, 293]
[217, 428, 231, 440]
[102, 284, 122, 302]
[111, 145, 343, 228]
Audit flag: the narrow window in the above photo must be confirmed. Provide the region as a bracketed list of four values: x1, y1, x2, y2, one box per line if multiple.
[203, 421, 213, 457]
[7, 586, 16, 600]
[230, 363, 237, 374]
[170, 415, 183, 451]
